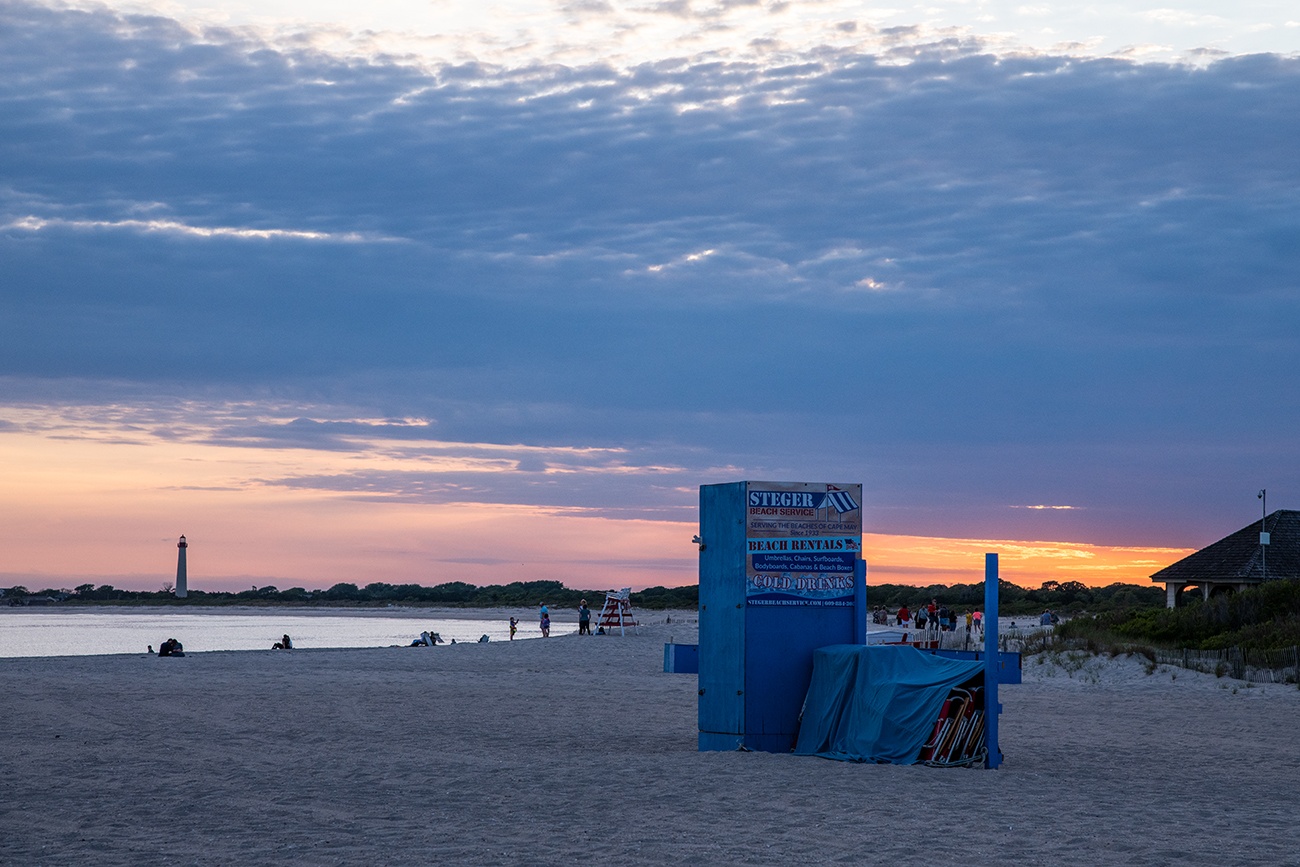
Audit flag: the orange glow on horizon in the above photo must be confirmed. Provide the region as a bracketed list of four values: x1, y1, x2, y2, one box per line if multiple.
[0, 416, 1191, 594]
[860, 532, 1190, 590]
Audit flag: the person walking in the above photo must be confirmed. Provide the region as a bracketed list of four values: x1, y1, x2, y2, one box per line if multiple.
[539, 602, 551, 638]
[509, 617, 518, 640]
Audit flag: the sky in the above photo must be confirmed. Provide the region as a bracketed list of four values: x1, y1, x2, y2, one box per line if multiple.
[1, 0, 1297, 594]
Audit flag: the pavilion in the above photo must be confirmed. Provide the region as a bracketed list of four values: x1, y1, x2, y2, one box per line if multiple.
[1150, 510, 1300, 608]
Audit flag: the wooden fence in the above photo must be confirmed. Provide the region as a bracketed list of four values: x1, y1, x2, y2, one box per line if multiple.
[898, 625, 1300, 684]
[1151, 645, 1300, 684]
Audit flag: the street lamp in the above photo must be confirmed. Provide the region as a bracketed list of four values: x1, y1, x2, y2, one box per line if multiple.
[1258, 489, 1268, 583]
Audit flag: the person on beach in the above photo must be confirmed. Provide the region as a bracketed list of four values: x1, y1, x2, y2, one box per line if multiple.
[578, 600, 591, 635]
[539, 603, 550, 637]
[272, 634, 292, 650]
[509, 617, 518, 640]
[158, 638, 184, 657]
[915, 608, 927, 631]
[972, 610, 983, 635]
[897, 604, 910, 628]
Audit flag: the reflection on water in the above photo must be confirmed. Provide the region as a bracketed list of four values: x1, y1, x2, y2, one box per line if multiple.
[0, 610, 572, 657]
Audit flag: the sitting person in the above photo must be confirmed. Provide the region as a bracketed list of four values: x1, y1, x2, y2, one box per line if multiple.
[158, 638, 185, 657]
[272, 634, 293, 650]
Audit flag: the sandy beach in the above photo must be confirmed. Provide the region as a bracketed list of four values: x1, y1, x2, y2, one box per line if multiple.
[3, 611, 1299, 866]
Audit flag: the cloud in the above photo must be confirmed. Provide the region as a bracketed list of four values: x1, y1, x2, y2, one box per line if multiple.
[1, 1, 1298, 550]
[4, 215, 391, 243]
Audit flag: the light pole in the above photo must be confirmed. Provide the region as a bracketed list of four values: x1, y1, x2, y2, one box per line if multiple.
[1258, 490, 1267, 583]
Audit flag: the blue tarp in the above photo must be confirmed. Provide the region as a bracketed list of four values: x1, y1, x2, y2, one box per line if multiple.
[793, 644, 984, 763]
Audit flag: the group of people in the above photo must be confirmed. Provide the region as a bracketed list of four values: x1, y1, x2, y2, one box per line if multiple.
[526, 599, 595, 639]
[154, 638, 184, 657]
[408, 601, 599, 645]
[146, 599, 626, 655]
[152, 634, 291, 655]
[895, 600, 984, 635]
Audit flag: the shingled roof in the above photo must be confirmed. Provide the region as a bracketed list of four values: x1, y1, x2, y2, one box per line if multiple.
[1151, 510, 1300, 585]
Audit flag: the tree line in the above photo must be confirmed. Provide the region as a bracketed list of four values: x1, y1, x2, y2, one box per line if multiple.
[1, 578, 1162, 614]
[863, 580, 1163, 616]
[1, 580, 700, 610]
[1060, 578, 1300, 651]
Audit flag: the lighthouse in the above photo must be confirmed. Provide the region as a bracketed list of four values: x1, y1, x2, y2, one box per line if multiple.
[176, 535, 188, 599]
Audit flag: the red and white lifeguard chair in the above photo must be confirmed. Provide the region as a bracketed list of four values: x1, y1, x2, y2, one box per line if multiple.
[596, 588, 640, 636]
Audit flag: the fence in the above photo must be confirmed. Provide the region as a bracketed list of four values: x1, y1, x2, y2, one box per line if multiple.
[1151, 645, 1300, 684]
[897, 625, 1047, 653]
[897, 627, 1300, 684]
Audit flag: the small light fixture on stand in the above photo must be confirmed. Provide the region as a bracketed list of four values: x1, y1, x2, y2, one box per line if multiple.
[1258, 490, 1269, 583]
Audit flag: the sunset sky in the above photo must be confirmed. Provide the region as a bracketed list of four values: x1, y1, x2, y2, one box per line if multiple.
[2, 0, 1296, 593]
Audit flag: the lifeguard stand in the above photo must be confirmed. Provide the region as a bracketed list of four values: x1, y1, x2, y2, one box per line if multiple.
[596, 588, 639, 635]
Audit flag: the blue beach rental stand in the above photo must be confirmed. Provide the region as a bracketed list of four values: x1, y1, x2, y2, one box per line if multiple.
[698, 481, 864, 752]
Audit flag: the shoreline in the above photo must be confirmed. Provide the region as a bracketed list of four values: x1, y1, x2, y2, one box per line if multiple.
[0, 604, 700, 622]
[0, 606, 700, 659]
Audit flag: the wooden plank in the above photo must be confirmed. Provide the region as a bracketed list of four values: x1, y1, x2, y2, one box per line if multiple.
[698, 482, 747, 747]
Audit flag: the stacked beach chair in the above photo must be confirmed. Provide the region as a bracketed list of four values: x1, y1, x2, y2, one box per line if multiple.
[918, 685, 987, 767]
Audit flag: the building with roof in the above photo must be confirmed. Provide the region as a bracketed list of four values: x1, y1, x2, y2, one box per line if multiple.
[1150, 510, 1300, 608]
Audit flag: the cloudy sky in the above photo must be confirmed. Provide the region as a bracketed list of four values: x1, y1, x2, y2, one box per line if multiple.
[2, 0, 1297, 593]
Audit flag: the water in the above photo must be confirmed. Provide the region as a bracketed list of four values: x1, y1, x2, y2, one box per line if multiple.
[0, 609, 573, 658]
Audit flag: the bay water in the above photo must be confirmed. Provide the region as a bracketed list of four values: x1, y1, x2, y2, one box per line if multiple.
[0, 608, 572, 658]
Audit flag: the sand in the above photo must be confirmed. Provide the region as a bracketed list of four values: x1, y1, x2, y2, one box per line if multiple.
[3, 612, 1299, 866]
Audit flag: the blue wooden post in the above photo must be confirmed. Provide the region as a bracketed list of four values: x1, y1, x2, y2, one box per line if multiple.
[853, 559, 867, 645]
[983, 553, 1001, 770]
[698, 483, 748, 751]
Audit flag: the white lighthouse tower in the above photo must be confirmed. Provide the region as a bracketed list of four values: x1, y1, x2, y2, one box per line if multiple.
[176, 535, 188, 599]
